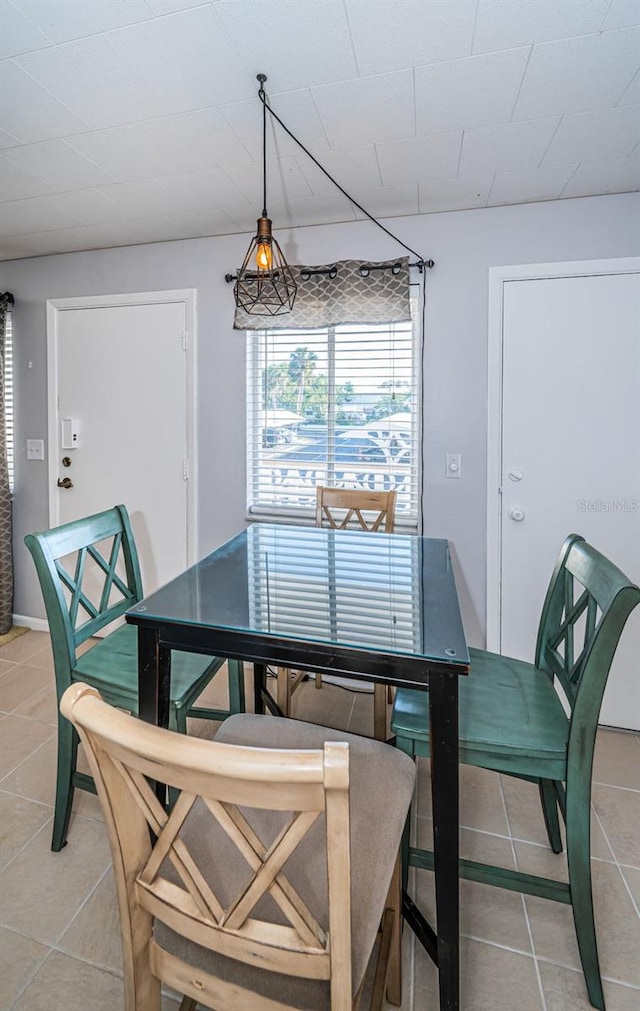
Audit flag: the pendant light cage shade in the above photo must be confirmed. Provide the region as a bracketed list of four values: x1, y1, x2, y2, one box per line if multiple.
[234, 226, 297, 316]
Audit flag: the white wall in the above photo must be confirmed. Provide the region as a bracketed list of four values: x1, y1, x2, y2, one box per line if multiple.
[2, 192, 639, 639]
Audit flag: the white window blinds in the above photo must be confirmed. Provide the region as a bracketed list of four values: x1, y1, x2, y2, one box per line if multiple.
[247, 296, 420, 527]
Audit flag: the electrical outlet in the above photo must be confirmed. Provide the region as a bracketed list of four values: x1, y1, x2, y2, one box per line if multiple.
[27, 439, 45, 461]
[446, 453, 461, 479]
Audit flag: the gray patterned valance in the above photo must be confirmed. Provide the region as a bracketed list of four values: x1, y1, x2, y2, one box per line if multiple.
[234, 257, 411, 331]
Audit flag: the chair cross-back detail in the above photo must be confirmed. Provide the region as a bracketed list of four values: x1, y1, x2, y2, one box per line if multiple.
[315, 487, 397, 533]
[277, 487, 397, 741]
[391, 534, 640, 1010]
[25, 504, 245, 852]
[61, 683, 416, 1011]
[57, 532, 136, 631]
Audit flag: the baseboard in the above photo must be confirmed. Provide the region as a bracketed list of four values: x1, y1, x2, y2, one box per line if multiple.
[12, 614, 49, 633]
[315, 674, 374, 692]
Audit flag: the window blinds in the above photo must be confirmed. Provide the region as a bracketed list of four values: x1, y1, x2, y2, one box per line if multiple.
[246, 297, 420, 527]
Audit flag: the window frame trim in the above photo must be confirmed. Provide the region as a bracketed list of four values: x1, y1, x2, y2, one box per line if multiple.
[246, 294, 422, 531]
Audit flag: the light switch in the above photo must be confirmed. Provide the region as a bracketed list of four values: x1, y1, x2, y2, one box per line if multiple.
[446, 453, 461, 479]
[27, 439, 45, 461]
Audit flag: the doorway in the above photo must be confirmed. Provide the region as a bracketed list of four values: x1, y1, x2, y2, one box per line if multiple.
[46, 289, 197, 595]
[487, 258, 640, 730]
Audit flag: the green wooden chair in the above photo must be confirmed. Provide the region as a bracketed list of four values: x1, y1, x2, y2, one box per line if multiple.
[391, 534, 640, 1011]
[25, 504, 245, 853]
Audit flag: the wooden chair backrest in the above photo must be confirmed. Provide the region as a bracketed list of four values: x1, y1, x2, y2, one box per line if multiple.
[60, 684, 354, 1011]
[315, 487, 397, 533]
[535, 534, 640, 744]
[24, 505, 142, 683]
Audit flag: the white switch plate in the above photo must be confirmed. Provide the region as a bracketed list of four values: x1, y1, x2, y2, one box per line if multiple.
[27, 439, 45, 461]
[446, 453, 461, 478]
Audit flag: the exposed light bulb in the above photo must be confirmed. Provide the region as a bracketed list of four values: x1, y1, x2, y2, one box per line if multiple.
[256, 242, 272, 270]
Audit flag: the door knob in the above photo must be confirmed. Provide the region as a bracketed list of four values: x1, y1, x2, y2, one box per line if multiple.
[57, 477, 74, 489]
[508, 506, 525, 522]
[508, 469, 524, 482]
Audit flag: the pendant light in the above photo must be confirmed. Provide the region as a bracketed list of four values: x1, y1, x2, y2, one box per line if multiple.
[233, 75, 297, 316]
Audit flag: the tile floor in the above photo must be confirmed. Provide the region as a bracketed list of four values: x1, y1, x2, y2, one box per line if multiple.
[1, 630, 639, 1010]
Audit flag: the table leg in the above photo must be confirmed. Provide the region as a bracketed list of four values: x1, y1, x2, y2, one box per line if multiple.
[137, 625, 171, 807]
[429, 672, 460, 1011]
[254, 662, 266, 715]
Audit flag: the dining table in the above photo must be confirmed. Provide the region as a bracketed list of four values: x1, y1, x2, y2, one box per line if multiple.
[126, 521, 469, 1011]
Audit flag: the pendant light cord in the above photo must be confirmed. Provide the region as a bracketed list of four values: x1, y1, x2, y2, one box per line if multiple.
[258, 85, 428, 267]
[259, 76, 268, 218]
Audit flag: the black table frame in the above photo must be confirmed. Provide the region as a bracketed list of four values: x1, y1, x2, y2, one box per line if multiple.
[130, 600, 465, 1011]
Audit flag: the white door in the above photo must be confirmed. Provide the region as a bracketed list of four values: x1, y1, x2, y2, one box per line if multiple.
[489, 260, 640, 731]
[48, 292, 196, 595]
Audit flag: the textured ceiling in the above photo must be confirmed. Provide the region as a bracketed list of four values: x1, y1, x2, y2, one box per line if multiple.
[0, 0, 639, 261]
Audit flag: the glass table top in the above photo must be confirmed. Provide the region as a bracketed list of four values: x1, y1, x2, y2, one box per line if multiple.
[127, 523, 468, 668]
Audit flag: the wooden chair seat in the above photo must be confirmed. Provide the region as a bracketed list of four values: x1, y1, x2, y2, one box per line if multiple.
[61, 686, 417, 1011]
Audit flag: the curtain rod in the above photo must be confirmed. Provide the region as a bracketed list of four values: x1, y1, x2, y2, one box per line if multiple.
[1, 292, 14, 305]
[224, 260, 433, 284]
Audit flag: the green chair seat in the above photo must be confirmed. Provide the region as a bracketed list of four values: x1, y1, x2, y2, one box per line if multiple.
[25, 504, 246, 853]
[392, 647, 569, 778]
[391, 534, 640, 1011]
[73, 624, 226, 715]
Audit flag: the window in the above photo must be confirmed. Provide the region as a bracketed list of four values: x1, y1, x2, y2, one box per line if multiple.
[3, 310, 13, 491]
[247, 297, 420, 527]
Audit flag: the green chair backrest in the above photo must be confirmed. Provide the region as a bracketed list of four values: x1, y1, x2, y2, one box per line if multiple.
[24, 505, 143, 691]
[535, 533, 640, 741]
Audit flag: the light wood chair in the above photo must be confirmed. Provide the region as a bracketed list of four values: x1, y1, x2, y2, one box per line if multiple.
[277, 487, 397, 741]
[61, 683, 416, 1011]
[315, 487, 397, 534]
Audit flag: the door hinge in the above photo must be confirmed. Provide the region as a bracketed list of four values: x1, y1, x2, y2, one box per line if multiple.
[182, 330, 188, 351]
[183, 460, 188, 481]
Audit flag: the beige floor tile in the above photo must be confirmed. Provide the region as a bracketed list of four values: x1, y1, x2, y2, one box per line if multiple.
[22, 643, 55, 672]
[0, 664, 52, 713]
[12, 684, 59, 726]
[346, 689, 378, 738]
[415, 935, 544, 1010]
[0, 714, 55, 780]
[514, 808, 612, 875]
[12, 949, 125, 1011]
[501, 774, 558, 845]
[0, 815, 111, 945]
[288, 679, 355, 731]
[592, 783, 640, 868]
[413, 755, 431, 818]
[414, 821, 532, 954]
[0, 657, 18, 677]
[594, 728, 640, 790]
[526, 859, 640, 986]
[1, 734, 57, 806]
[0, 731, 103, 826]
[58, 867, 123, 975]
[0, 925, 49, 1008]
[539, 960, 640, 1011]
[415, 760, 511, 835]
[459, 765, 510, 836]
[620, 864, 640, 907]
[0, 790, 53, 872]
[0, 630, 50, 664]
